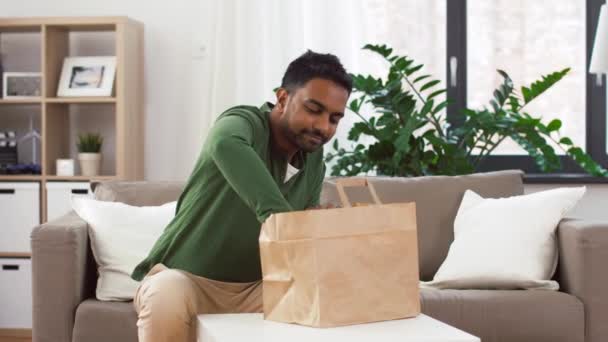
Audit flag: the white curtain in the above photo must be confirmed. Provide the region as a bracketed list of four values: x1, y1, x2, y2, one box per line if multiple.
[185, 0, 446, 177]
[198, 0, 374, 153]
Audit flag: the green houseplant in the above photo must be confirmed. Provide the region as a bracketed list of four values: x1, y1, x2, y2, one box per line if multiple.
[76, 132, 103, 176]
[326, 44, 608, 177]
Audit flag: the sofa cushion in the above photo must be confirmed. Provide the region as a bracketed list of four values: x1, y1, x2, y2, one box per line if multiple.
[73, 289, 583, 342]
[72, 299, 138, 342]
[421, 288, 584, 342]
[424, 187, 585, 290]
[92, 181, 185, 206]
[72, 198, 177, 301]
[320, 170, 524, 280]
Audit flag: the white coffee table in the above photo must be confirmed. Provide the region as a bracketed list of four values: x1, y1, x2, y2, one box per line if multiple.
[197, 313, 480, 342]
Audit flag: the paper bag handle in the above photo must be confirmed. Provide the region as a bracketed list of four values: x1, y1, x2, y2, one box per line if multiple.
[335, 178, 382, 207]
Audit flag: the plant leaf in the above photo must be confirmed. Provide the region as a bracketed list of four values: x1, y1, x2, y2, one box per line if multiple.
[420, 80, 441, 92]
[413, 75, 432, 83]
[508, 96, 521, 112]
[547, 119, 562, 132]
[419, 99, 434, 117]
[348, 98, 362, 113]
[428, 89, 447, 100]
[521, 68, 570, 104]
[393, 56, 413, 71]
[394, 123, 416, 153]
[405, 64, 423, 76]
[432, 100, 449, 115]
[363, 44, 392, 58]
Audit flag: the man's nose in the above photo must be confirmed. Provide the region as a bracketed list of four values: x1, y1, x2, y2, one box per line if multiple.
[313, 116, 331, 136]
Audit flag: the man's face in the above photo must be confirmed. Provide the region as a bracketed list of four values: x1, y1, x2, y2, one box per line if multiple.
[277, 78, 349, 153]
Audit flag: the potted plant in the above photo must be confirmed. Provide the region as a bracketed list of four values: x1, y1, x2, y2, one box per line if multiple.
[327, 44, 608, 177]
[76, 132, 103, 176]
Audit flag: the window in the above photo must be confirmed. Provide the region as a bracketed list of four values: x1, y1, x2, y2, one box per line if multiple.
[447, 0, 607, 173]
[362, 0, 447, 96]
[333, 0, 447, 152]
[468, 0, 586, 155]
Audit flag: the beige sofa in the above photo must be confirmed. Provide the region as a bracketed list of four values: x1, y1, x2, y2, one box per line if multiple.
[30, 170, 608, 342]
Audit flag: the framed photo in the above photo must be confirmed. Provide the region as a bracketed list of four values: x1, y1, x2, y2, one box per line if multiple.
[57, 56, 116, 97]
[2, 72, 42, 99]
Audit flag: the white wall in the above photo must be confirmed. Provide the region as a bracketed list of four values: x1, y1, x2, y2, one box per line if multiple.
[525, 184, 608, 221]
[1, 0, 215, 181]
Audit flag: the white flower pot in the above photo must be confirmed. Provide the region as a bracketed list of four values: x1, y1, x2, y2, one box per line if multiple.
[78, 153, 102, 176]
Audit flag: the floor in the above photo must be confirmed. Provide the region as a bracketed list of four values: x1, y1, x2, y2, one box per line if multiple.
[0, 337, 30, 342]
[0, 329, 31, 342]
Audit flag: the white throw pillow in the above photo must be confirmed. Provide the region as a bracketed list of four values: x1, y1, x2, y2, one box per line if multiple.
[421, 187, 585, 290]
[71, 197, 176, 301]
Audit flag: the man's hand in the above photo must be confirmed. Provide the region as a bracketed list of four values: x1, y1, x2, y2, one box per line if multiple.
[306, 203, 339, 210]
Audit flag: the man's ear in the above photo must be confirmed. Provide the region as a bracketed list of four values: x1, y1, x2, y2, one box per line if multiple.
[275, 88, 289, 112]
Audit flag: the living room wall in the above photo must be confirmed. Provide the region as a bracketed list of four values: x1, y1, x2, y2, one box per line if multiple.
[3, 1, 608, 221]
[1, 0, 215, 181]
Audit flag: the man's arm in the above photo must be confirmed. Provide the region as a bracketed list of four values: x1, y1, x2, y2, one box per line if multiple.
[207, 113, 292, 222]
[306, 163, 325, 208]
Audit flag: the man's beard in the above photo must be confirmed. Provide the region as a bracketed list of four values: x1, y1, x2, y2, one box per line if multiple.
[295, 129, 327, 152]
[281, 120, 327, 153]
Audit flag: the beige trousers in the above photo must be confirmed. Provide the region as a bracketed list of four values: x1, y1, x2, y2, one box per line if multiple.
[133, 264, 263, 342]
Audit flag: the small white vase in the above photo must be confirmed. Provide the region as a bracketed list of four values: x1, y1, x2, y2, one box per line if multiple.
[78, 153, 102, 176]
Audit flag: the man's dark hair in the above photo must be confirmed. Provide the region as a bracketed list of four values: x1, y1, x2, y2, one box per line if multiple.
[281, 50, 353, 95]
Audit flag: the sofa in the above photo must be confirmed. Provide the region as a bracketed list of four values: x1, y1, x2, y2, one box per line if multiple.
[30, 170, 608, 342]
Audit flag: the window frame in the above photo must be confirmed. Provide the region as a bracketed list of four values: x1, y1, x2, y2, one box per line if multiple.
[446, 0, 607, 175]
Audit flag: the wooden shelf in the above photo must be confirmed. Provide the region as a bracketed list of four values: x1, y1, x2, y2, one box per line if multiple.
[45, 97, 116, 104]
[0, 24, 40, 32]
[0, 15, 143, 333]
[0, 175, 42, 181]
[45, 175, 117, 181]
[46, 24, 116, 32]
[0, 16, 129, 27]
[0, 175, 115, 181]
[0, 252, 31, 258]
[0, 98, 42, 104]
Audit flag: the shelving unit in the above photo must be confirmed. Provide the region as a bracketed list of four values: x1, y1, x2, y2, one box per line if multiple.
[46, 97, 116, 103]
[0, 16, 144, 337]
[0, 99, 41, 104]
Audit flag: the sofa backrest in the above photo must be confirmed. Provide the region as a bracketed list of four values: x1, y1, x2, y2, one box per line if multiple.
[92, 170, 524, 281]
[92, 180, 185, 205]
[320, 170, 524, 280]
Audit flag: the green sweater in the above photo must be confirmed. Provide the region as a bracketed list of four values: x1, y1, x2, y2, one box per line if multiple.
[131, 103, 325, 282]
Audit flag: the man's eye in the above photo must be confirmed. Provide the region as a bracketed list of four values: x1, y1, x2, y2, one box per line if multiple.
[305, 106, 322, 113]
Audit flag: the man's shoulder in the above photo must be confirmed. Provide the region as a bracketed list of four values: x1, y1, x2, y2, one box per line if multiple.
[217, 105, 267, 129]
[221, 104, 263, 115]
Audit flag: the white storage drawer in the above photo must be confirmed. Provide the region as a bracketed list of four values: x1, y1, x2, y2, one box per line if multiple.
[0, 182, 40, 253]
[46, 182, 93, 222]
[0, 258, 32, 328]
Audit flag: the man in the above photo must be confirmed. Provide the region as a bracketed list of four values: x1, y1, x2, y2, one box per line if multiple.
[131, 50, 352, 342]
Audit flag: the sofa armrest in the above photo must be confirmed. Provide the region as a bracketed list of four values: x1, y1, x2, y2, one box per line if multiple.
[31, 211, 93, 342]
[557, 218, 608, 342]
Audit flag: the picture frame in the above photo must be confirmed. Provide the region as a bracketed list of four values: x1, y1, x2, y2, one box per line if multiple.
[57, 56, 116, 97]
[2, 72, 42, 99]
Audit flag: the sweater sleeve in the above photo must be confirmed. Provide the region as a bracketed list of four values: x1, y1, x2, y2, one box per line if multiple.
[206, 113, 292, 222]
[306, 163, 325, 208]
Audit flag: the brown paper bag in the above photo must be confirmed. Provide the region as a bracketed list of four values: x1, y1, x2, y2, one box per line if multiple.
[259, 178, 420, 328]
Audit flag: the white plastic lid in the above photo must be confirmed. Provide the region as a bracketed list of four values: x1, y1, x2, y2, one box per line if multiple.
[45, 182, 91, 189]
[0, 182, 40, 190]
